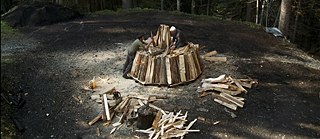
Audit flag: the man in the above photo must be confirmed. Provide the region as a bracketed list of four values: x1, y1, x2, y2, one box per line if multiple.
[123, 35, 147, 79]
[169, 26, 187, 49]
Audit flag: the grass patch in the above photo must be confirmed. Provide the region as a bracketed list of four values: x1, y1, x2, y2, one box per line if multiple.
[1, 21, 23, 42]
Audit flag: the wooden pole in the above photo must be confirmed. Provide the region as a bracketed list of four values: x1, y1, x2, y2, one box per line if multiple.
[103, 94, 111, 120]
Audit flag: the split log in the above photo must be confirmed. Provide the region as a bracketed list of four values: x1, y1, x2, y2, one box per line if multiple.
[220, 92, 244, 107]
[130, 52, 140, 76]
[213, 98, 237, 110]
[201, 82, 229, 89]
[149, 57, 156, 83]
[212, 93, 237, 110]
[229, 77, 247, 93]
[103, 94, 111, 120]
[201, 74, 226, 83]
[203, 50, 217, 57]
[152, 111, 163, 130]
[187, 53, 196, 80]
[145, 56, 153, 84]
[159, 56, 167, 84]
[166, 56, 172, 84]
[178, 55, 187, 82]
[204, 56, 227, 62]
[154, 57, 161, 84]
[88, 113, 102, 126]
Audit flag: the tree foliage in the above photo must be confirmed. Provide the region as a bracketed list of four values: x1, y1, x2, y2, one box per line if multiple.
[1, 0, 319, 54]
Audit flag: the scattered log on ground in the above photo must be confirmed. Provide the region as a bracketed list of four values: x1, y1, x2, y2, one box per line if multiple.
[199, 75, 258, 110]
[202, 50, 227, 62]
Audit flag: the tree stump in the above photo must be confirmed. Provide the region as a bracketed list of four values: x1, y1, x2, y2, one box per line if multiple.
[136, 105, 156, 129]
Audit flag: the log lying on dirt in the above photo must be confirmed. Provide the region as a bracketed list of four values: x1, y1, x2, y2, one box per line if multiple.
[128, 24, 203, 86]
[198, 75, 258, 110]
[202, 50, 227, 62]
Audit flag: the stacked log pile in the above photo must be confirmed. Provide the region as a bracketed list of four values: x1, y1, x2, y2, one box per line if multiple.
[129, 24, 203, 86]
[197, 75, 258, 110]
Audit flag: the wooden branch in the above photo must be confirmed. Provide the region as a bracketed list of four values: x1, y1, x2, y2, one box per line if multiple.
[88, 113, 102, 126]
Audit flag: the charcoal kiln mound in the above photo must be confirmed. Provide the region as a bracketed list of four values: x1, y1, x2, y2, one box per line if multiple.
[128, 24, 203, 86]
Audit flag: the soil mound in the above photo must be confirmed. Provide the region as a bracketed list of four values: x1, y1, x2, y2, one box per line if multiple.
[1, 3, 82, 27]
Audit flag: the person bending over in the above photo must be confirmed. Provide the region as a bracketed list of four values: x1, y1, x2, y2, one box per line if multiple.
[169, 26, 187, 49]
[122, 35, 147, 79]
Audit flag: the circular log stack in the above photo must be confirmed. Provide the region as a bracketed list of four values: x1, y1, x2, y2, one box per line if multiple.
[128, 24, 203, 86]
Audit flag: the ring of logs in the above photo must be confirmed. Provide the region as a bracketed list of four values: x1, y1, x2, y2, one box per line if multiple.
[128, 24, 203, 86]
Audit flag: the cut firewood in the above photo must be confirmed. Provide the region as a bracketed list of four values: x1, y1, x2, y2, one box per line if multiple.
[201, 74, 226, 83]
[88, 113, 102, 126]
[152, 111, 162, 130]
[103, 94, 111, 120]
[214, 98, 237, 110]
[110, 127, 117, 134]
[204, 56, 227, 62]
[112, 122, 121, 127]
[219, 92, 244, 108]
[229, 77, 247, 93]
[115, 97, 130, 112]
[203, 50, 218, 57]
[201, 82, 229, 89]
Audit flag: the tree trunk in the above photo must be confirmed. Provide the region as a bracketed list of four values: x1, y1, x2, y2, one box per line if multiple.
[122, 0, 132, 9]
[161, 0, 164, 10]
[177, 0, 181, 12]
[246, 1, 253, 22]
[259, 0, 266, 25]
[255, 0, 259, 24]
[292, 0, 301, 42]
[191, 0, 195, 14]
[206, 0, 210, 16]
[278, 0, 292, 37]
[133, 0, 138, 8]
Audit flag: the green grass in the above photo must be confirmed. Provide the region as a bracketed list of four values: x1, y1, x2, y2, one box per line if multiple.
[1, 21, 22, 41]
[1, 21, 20, 138]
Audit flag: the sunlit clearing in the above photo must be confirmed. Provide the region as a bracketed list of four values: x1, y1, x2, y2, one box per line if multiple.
[75, 50, 125, 66]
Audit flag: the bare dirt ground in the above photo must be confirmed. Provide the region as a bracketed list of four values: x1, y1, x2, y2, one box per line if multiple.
[1, 11, 320, 139]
